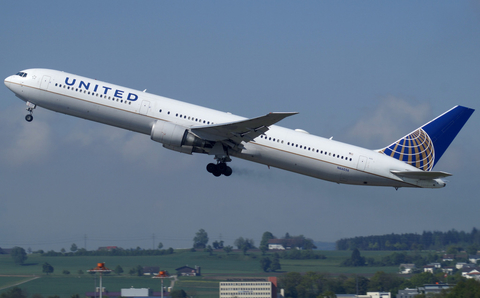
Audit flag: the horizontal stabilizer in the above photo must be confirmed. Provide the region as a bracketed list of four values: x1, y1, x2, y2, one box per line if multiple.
[191, 112, 298, 144]
[391, 170, 451, 180]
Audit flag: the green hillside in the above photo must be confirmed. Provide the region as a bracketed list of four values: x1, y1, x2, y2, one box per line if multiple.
[0, 250, 399, 298]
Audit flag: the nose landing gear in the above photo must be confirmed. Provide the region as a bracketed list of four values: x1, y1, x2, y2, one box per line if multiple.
[25, 101, 36, 122]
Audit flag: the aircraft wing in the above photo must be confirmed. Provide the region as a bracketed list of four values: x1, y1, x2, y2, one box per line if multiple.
[190, 112, 298, 145]
[391, 170, 452, 180]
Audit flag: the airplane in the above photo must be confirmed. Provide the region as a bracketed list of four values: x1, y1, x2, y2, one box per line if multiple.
[4, 69, 474, 189]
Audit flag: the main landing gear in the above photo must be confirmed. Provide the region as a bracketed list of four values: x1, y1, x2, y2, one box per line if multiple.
[25, 101, 36, 122]
[206, 143, 233, 177]
[206, 162, 232, 177]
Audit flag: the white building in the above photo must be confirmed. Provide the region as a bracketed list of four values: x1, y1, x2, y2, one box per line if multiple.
[399, 264, 415, 274]
[121, 288, 151, 297]
[220, 278, 277, 298]
[336, 293, 390, 298]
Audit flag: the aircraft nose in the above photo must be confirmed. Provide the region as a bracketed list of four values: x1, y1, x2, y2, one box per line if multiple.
[4, 75, 15, 91]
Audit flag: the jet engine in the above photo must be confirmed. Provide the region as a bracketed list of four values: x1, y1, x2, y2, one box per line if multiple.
[150, 120, 208, 154]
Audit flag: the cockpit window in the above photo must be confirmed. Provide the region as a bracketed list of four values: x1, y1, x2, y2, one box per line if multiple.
[16, 72, 27, 77]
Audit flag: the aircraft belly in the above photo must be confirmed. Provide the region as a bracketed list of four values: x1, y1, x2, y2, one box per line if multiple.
[234, 143, 411, 187]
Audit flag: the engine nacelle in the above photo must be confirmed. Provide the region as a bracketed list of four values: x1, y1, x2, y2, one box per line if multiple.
[150, 120, 207, 154]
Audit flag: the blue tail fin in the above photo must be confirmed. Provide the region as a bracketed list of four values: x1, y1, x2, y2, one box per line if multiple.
[379, 105, 474, 171]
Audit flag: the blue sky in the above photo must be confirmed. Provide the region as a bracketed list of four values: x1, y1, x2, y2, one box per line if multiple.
[1, 1, 479, 251]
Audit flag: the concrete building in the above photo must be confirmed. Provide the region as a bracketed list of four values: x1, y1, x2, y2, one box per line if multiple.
[220, 277, 277, 298]
[175, 265, 201, 276]
[396, 288, 419, 298]
[86, 287, 165, 298]
[399, 264, 415, 274]
[336, 293, 390, 298]
[397, 284, 452, 298]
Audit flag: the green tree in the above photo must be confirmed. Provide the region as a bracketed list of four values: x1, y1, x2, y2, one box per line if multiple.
[409, 272, 439, 288]
[467, 244, 479, 255]
[235, 237, 255, 254]
[446, 245, 460, 254]
[0, 286, 27, 298]
[234, 237, 246, 249]
[70, 243, 78, 252]
[279, 271, 302, 298]
[205, 245, 213, 255]
[157, 242, 164, 250]
[136, 265, 144, 276]
[343, 275, 369, 295]
[342, 248, 365, 267]
[171, 289, 187, 298]
[193, 229, 209, 249]
[270, 256, 281, 272]
[260, 231, 275, 251]
[260, 245, 268, 255]
[114, 265, 124, 275]
[62, 270, 70, 275]
[42, 262, 54, 275]
[444, 278, 480, 298]
[260, 257, 271, 272]
[10, 247, 27, 265]
[223, 245, 233, 254]
[368, 271, 403, 292]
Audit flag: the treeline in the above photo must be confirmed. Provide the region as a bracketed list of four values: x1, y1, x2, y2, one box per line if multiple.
[341, 248, 444, 268]
[279, 250, 326, 260]
[336, 228, 480, 251]
[278, 270, 477, 297]
[37, 247, 174, 257]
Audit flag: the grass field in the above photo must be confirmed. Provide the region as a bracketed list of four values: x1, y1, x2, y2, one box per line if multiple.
[0, 249, 401, 298]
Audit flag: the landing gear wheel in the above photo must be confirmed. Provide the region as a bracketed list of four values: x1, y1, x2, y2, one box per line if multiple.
[217, 162, 227, 173]
[206, 162, 233, 177]
[25, 114, 33, 122]
[206, 163, 216, 173]
[212, 167, 222, 177]
[224, 166, 232, 176]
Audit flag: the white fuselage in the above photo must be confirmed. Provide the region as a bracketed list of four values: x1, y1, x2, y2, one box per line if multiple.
[4, 69, 446, 188]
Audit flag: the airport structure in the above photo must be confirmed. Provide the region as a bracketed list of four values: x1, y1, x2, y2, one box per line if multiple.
[219, 277, 278, 298]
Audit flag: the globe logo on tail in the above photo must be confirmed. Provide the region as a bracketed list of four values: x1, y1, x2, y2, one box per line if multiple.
[380, 128, 435, 171]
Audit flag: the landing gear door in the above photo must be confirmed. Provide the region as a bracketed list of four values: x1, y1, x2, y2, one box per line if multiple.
[40, 75, 51, 90]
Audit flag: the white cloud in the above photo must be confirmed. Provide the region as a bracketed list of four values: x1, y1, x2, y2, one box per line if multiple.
[346, 96, 431, 149]
[62, 120, 197, 170]
[0, 107, 54, 166]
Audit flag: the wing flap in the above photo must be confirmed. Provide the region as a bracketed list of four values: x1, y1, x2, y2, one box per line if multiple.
[391, 170, 452, 180]
[190, 112, 297, 144]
